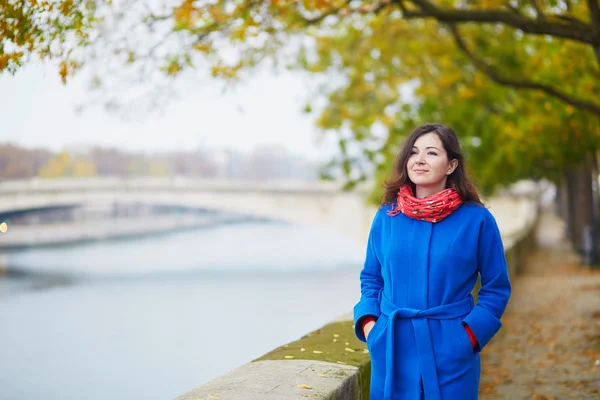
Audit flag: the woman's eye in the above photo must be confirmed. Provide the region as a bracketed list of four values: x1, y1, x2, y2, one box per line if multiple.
[410, 150, 418, 155]
[428, 151, 438, 156]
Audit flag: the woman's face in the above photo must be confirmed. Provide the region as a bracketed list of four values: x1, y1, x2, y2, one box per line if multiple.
[406, 132, 458, 197]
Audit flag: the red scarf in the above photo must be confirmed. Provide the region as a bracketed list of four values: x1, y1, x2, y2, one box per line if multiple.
[387, 184, 462, 223]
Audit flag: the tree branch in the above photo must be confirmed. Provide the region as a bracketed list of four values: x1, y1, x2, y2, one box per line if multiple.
[448, 24, 600, 117]
[399, 0, 600, 46]
[589, 0, 600, 26]
[302, 0, 352, 25]
[587, 0, 600, 66]
[302, 0, 393, 25]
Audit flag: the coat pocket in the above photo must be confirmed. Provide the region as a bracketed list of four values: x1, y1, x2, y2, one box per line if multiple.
[366, 315, 387, 351]
[452, 318, 474, 360]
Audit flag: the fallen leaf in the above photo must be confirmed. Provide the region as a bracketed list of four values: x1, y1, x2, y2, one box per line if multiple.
[313, 350, 323, 354]
[345, 347, 355, 352]
[296, 384, 312, 389]
[284, 355, 295, 359]
[333, 334, 340, 338]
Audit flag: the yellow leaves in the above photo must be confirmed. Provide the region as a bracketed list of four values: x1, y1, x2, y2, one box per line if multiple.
[229, 26, 248, 41]
[296, 384, 312, 389]
[173, 0, 197, 29]
[0, 53, 21, 72]
[344, 347, 355, 352]
[39, 151, 96, 179]
[207, 5, 228, 25]
[303, 0, 337, 12]
[58, 61, 69, 83]
[211, 63, 242, 79]
[473, 72, 486, 89]
[583, 82, 596, 94]
[458, 86, 477, 100]
[58, 0, 73, 17]
[284, 355, 295, 359]
[193, 43, 212, 53]
[436, 71, 463, 89]
[312, 350, 323, 354]
[58, 60, 80, 84]
[165, 60, 182, 76]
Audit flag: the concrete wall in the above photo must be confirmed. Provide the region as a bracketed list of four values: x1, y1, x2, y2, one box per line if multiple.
[174, 195, 541, 400]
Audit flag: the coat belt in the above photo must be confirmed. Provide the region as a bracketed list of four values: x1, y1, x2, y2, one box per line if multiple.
[379, 294, 474, 400]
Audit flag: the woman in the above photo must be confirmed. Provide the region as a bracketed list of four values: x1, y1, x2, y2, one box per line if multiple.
[354, 123, 511, 400]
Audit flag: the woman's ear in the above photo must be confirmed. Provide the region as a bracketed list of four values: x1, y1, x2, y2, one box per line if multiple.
[447, 159, 458, 175]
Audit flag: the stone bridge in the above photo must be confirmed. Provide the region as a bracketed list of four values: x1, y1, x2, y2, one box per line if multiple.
[0, 177, 537, 247]
[0, 177, 375, 244]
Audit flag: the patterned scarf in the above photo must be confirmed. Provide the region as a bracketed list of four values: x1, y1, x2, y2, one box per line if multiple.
[387, 184, 463, 223]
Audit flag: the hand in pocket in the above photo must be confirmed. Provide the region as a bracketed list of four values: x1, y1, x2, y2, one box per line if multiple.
[364, 320, 376, 340]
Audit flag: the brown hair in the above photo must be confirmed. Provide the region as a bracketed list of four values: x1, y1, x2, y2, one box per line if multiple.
[381, 123, 482, 205]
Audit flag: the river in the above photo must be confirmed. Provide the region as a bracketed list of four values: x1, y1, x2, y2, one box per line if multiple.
[0, 220, 365, 400]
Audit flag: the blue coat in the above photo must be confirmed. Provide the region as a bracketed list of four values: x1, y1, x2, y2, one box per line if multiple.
[354, 203, 511, 400]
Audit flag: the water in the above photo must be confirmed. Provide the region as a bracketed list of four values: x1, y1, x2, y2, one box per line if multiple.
[0, 221, 365, 400]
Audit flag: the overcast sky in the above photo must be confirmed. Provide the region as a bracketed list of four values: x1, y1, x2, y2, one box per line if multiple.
[0, 62, 336, 161]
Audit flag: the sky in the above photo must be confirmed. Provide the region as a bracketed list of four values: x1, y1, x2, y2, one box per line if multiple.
[0, 62, 336, 161]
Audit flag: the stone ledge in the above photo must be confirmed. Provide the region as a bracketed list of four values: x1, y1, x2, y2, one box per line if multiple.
[253, 320, 370, 400]
[174, 360, 361, 400]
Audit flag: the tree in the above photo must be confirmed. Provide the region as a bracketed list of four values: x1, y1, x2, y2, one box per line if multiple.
[3, 1, 600, 261]
[0, 144, 51, 179]
[38, 150, 96, 177]
[0, 0, 98, 81]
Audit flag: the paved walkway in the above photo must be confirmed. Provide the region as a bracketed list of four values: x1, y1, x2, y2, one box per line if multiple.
[480, 209, 600, 399]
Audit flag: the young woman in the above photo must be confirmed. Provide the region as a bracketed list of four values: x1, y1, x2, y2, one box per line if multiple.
[354, 123, 511, 400]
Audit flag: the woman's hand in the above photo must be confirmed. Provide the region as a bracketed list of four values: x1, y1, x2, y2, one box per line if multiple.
[364, 320, 376, 340]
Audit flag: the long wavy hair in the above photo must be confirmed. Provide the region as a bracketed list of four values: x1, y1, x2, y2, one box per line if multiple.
[381, 123, 482, 206]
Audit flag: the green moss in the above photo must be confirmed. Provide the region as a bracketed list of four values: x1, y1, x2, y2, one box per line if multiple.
[253, 320, 371, 399]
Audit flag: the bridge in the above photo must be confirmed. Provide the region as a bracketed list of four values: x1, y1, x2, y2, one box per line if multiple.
[0, 177, 376, 245]
[0, 177, 536, 249]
